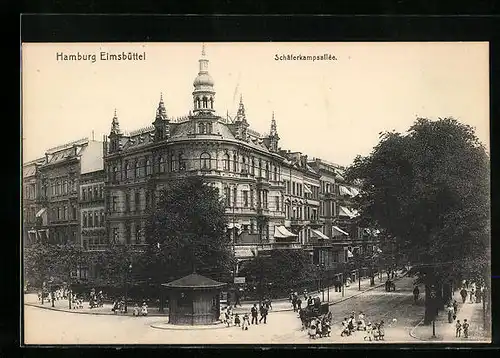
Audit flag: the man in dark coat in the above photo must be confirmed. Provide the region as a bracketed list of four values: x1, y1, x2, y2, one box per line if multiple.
[251, 303, 259, 325]
[460, 288, 468, 304]
[259, 304, 269, 324]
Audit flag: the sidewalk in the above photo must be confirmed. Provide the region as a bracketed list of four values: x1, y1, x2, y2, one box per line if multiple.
[409, 290, 491, 342]
[24, 272, 405, 317]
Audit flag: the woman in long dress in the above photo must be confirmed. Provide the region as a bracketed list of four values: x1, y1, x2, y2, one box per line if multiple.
[309, 318, 317, 339]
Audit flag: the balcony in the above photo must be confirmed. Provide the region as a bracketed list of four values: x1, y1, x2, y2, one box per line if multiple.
[256, 176, 270, 187]
[308, 219, 323, 228]
[290, 219, 310, 227]
[225, 206, 257, 215]
[256, 207, 270, 216]
[269, 180, 285, 189]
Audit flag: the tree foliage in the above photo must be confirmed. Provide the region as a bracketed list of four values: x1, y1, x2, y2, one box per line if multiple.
[143, 176, 235, 283]
[346, 117, 490, 285]
[240, 249, 316, 296]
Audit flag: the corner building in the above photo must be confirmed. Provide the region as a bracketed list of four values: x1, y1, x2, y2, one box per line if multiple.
[103, 46, 291, 265]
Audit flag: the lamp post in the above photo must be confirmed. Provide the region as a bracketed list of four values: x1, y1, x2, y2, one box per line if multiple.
[430, 285, 437, 338]
[124, 263, 132, 313]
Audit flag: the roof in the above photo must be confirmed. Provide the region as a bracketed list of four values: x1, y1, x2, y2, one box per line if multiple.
[161, 273, 226, 289]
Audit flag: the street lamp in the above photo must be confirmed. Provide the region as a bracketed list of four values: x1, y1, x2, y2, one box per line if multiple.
[124, 263, 132, 313]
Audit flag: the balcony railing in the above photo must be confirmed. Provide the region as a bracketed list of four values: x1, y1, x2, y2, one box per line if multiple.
[290, 219, 310, 226]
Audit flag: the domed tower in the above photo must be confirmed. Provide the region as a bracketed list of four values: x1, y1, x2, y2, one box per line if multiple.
[192, 44, 215, 115]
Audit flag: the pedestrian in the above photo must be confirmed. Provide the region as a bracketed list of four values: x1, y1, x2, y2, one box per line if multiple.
[470, 287, 476, 303]
[341, 317, 349, 337]
[259, 304, 268, 324]
[297, 297, 302, 311]
[225, 310, 231, 327]
[358, 311, 366, 331]
[141, 302, 148, 316]
[364, 322, 374, 341]
[307, 296, 313, 307]
[378, 320, 385, 340]
[242, 313, 250, 330]
[460, 288, 467, 304]
[308, 318, 317, 339]
[455, 320, 462, 337]
[413, 286, 420, 303]
[447, 303, 454, 323]
[133, 303, 140, 316]
[292, 295, 297, 312]
[251, 303, 259, 325]
[234, 313, 241, 327]
[462, 319, 469, 338]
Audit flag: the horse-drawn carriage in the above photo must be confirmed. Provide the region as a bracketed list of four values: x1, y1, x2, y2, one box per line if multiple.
[385, 280, 396, 292]
[299, 300, 331, 338]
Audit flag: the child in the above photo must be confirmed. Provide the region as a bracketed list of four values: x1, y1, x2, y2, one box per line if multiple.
[341, 317, 350, 337]
[133, 303, 140, 316]
[242, 313, 250, 330]
[234, 313, 241, 327]
[364, 322, 373, 341]
[378, 320, 385, 341]
[462, 319, 469, 338]
[225, 310, 231, 327]
[141, 302, 148, 316]
[373, 323, 380, 341]
[455, 320, 462, 337]
[308, 318, 317, 339]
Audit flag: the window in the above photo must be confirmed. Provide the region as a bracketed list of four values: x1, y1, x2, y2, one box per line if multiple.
[159, 156, 165, 172]
[64, 206, 68, 220]
[146, 159, 152, 175]
[135, 222, 142, 244]
[63, 180, 68, 194]
[135, 161, 140, 177]
[135, 191, 140, 212]
[233, 187, 237, 207]
[113, 167, 118, 181]
[292, 182, 296, 196]
[224, 187, 231, 207]
[93, 186, 98, 199]
[274, 166, 278, 181]
[250, 188, 254, 207]
[89, 212, 94, 227]
[199, 123, 205, 134]
[100, 211, 105, 227]
[178, 154, 186, 171]
[82, 188, 86, 201]
[233, 154, 237, 172]
[275, 196, 280, 211]
[251, 158, 255, 175]
[124, 163, 129, 179]
[83, 212, 87, 227]
[265, 163, 270, 180]
[243, 191, 249, 207]
[170, 154, 176, 171]
[223, 153, 230, 171]
[125, 192, 130, 212]
[200, 152, 211, 170]
[112, 228, 119, 244]
[258, 160, 262, 177]
[207, 122, 213, 134]
[112, 196, 117, 211]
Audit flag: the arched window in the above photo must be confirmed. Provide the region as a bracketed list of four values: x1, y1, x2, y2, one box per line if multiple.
[207, 122, 213, 133]
[199, 123, 205, 134]
[259, 160, 262, 177]
[159, 156, 165, 172]
[112, 166, 118, 181]
[233, 154, 237, 172]
[196, 97, 201, 109]
[83, 212, 87, 227]
[94, 212, 99, 227]
[223, 153, 230, 171]
[242, 157, 246, 173]
[210, 97, 214, 109]
[170, 153, 176, 171]
[124, 163, 130, 179]
[274, 166, 278, 181]
[200, 152, 211, 170]
[100, 211, 105, 227]
[202, 97, 208, 108]
[89, 211, 94, 227]
[82, 188, 86, 201]
[135, 161, 140, 177]
[251, 158, 255, 175]
[178, 154, 186, 171]
[146, 159, 152, 175]
[265, 163, 270, 180]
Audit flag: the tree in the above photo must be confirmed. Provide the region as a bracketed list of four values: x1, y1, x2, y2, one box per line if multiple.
[240, 249, 316, 298]
[346, 118, 490, 324]
[24, 241, 53, 290]
[143, 176, 235, 284]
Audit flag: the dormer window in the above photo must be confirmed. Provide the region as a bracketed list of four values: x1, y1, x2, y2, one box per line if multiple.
[199, 123, 205, 134]
[207, 122, 212, 134]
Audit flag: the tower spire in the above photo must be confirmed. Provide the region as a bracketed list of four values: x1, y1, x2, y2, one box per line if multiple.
[110, 109, 120, 135]
[202, 43, 206, 57]
[156, 92, 167, 120]
[236, 94, 246, 122]
[192, 43, 215, 114]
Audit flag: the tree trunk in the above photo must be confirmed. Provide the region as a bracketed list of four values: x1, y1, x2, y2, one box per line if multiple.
[424, 284, 434, 325]
[442, 282, 452, 304]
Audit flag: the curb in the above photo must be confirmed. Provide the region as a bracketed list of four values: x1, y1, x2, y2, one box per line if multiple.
[150, 322, 228, 331]
[232, 274, 407, 314]
[24, 303, 168, 317]
[409, 317, 427, 341]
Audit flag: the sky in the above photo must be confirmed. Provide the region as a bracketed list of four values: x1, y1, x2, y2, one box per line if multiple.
[21, 42, 489, 166]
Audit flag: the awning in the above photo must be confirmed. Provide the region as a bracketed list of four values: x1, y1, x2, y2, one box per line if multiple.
[339, 206, 354, 218]
[339, 186, 353, 196]
[304, 184, 313, 194]
[350, 187, 360, 197]
[332, 226, 349, 236]
[36, 208, 47, 217]
[274, 225, 297, 238]
[311, 229, 329, 240]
